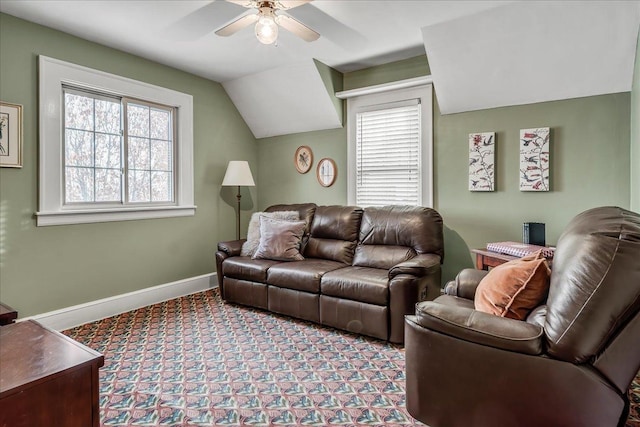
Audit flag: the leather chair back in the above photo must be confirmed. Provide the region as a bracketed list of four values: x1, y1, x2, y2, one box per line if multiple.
[545, 207, 640, 376]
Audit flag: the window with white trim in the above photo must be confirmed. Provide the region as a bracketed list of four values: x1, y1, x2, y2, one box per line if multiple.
[347, 84, 433, 207]
[38, 56, 195, 226]
[63, 87, 175, 205]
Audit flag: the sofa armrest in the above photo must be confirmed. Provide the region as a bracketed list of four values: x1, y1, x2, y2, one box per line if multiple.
[412, 301, 543, 355]
[443, 268, 489, 300]
[389, 254, 441, 279]
[217, 239, 246, 257]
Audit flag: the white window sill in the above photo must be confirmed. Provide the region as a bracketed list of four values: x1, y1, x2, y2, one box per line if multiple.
[36, 205, 197, 226]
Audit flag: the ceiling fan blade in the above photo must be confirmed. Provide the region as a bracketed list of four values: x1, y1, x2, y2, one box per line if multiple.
[276, 0, 313, 10]
[277, 14, 320, 42]
[287, 3, 367, 50]
[166, 1, 246, 41]
[226, 0, 259, 8]
[215, 13, 259, 36]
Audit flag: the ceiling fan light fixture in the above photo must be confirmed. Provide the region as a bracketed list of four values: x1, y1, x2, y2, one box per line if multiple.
[255, 10, 278, 44]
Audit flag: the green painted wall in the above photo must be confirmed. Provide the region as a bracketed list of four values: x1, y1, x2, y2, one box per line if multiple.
[631, 28, 640, 213]
[0, 14, 257, 317]
[343, 55, 430, 91]
[258, 128, 347, 207]
[258, 55, 631, 285]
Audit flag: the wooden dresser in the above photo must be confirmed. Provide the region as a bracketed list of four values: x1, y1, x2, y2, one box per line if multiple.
[0, 320, 104, 427]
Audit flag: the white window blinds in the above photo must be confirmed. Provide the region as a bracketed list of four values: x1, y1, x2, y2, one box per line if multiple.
[355, 102, 421, 206]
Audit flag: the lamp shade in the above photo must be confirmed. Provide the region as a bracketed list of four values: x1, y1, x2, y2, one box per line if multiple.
[222, 161, 255, 187]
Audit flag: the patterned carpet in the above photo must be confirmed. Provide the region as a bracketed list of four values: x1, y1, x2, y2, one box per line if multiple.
[63, 288, 640, 427]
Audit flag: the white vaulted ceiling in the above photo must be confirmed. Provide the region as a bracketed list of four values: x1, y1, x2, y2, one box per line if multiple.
[422, 1, 640, 114]
[222, 59, 342, 138]
[1, 1, 639, 135]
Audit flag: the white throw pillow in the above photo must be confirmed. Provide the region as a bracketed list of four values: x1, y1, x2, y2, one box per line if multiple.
[240, 210, 300, 257]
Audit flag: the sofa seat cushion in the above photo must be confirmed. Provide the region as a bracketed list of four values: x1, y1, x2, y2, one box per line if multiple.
[266, 259, 346, 293]
[223, 257, 281, 283]
[321, 266, 389, 305]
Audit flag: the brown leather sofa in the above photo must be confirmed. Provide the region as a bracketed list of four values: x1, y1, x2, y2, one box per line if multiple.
[216, 203, 444, 343]
[405, 206, 640, 427]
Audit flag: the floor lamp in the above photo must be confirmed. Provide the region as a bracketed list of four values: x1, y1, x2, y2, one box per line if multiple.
[222, 161, 256, 240]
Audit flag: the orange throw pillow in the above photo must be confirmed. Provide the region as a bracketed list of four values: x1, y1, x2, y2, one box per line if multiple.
[474, 250, 551, 320]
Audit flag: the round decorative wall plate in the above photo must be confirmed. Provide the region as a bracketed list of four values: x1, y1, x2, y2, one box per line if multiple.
[294, 145, 313, 174]
[317, 158, 337, 187]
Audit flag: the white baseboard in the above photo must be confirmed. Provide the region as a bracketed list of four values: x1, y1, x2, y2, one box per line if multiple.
[23, 273, 217, 331]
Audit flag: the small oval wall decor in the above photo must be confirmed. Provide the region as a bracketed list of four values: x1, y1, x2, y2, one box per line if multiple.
[294, 145, 313, 174]
[317, 158, 337, 187]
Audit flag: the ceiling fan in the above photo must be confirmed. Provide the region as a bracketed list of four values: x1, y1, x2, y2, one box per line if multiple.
[215, 0, 320, 45]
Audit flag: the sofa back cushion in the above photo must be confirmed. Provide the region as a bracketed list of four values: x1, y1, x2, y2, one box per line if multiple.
[353, 245, 415, 270]
[305, 205, 363, 264]
[354, 206, 444, 269]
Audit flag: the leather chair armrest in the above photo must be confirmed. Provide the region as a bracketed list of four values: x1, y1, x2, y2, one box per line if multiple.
[389, 254, 441, 279]
[443, 268, 489, 300]
[412, 301, 544, 355]
[217, 239, 246, 256]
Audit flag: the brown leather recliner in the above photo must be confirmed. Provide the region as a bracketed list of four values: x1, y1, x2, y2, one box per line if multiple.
[405, 206, 640, 427]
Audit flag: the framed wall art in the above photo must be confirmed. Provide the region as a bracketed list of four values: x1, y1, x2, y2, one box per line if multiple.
[520, 127, 550, 191]
[317, 158, 336, 187]
[469, 132, 495, 191]
[0, 101, 23, 168]
[294, 145, 313, 174]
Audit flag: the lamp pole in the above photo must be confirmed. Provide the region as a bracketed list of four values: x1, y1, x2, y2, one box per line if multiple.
[236, 185, 241, 240]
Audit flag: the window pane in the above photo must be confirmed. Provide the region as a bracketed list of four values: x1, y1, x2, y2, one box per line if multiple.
[65, 93, 94, 131]
[151, 171, 172, 202]
[95, 99, 121, 134]
[65, 129, 94, 167]
[128, 137, 150, 170]
[65, 167, 94, 203]
[129, 170, 150, 202]
[150, 139, 171, 171]
[150, 108, 170, 140]
[95, 168, 122, 202]
[128, 104, 149, 137]
[95, 134, 121, 169]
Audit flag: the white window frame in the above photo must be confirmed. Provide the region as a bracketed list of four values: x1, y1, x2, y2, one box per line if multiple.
[346, 81, 433, 207]
[37, 56, 195, 226]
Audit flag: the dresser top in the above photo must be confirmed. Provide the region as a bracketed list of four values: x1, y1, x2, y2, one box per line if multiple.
[0, 320, 103, 396]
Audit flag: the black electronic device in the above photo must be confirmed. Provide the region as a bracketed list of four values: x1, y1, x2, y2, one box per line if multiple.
[523, 222, 546, 246]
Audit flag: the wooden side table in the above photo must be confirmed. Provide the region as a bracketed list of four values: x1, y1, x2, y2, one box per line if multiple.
[472, 248, 553, 271]
[471, 248, 518, 270]
[0, 320, 104, 427]
[0, 302, 17, 326]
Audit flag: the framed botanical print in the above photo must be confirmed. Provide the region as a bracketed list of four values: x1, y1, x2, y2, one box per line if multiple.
[469, 132, 495, 191]
[294, 145, 313, 174]
[0, 101, 23, 168]
[317, 158, 337, 187]
[520, 127, 550, 191]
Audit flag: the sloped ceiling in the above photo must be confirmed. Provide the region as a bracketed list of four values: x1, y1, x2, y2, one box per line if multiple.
[222, 59, 342, 138]
[422, 1, 640, 114]
[2, 1, 639, 128]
